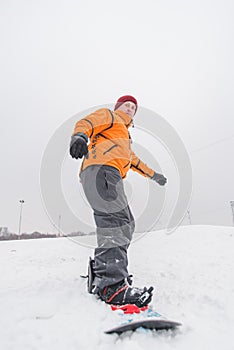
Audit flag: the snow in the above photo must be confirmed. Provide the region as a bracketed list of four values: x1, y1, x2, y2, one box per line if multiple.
[0, 225, 234, 350]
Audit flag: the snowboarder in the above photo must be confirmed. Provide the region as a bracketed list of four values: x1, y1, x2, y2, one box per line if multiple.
[70, 95, 167, 307]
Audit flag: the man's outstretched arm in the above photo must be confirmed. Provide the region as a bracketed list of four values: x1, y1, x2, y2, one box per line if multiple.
[70, 108, 113, 159]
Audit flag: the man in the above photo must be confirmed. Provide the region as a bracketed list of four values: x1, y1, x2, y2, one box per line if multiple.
[70, 95, 167, 308]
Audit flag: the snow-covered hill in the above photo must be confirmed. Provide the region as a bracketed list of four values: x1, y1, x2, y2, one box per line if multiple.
[0, 225, 233, 350]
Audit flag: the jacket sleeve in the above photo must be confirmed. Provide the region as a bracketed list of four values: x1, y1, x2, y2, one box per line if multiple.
[72, 108, 113, 139]
[130, 150, 155, 178]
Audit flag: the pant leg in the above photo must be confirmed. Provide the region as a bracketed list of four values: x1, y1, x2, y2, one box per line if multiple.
[80, 165, 135, 290]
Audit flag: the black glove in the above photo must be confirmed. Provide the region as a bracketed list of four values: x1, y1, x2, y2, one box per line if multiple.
[151, 172, 167, 186]
[70, 133, 89, 159]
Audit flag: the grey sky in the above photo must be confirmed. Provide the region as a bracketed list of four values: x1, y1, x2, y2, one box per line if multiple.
[0, 0, 234, 233]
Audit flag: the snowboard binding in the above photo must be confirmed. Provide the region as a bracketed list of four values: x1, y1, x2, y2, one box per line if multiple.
[80, 256, 96, 294]
[111, 304, 149, 314]
[81, 257, 154, 309]
[87, 256, 95, 294]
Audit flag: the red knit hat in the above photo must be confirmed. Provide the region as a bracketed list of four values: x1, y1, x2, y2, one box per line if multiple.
[114, 95, 138, 113]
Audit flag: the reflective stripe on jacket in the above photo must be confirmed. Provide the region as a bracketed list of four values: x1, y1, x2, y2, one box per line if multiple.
[72, 108, 155, 179]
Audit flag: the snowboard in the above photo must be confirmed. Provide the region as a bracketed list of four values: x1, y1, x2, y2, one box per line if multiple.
[105, 304, 182, 334]
[105, 318, 181, 334]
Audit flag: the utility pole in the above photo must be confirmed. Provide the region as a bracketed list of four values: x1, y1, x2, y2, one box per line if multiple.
[187, 210, 192, 225]
[18, 200, 25, 237]
[230, 201, 234, 227]
[58, 214, 61, 237]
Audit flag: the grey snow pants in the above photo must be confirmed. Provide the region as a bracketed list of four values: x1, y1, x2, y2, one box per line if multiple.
[80, 165, 135, 291]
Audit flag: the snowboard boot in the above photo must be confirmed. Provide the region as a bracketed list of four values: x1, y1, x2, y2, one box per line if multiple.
[98, 279, 154, 308]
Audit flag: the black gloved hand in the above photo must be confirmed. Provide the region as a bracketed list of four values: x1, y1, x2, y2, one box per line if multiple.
[151, 172, 167, 186]
[70, 133, 89, 159]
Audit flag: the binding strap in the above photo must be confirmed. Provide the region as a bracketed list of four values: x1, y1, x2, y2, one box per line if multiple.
[106, 285, 128, 303]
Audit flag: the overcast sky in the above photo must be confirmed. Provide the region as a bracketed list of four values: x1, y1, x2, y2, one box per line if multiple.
[0, 0, 234, 233]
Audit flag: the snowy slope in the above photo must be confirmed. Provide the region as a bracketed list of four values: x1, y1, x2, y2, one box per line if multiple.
[0, 225, 234, 350]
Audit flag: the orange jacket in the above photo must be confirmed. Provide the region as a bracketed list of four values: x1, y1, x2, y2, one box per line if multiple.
[72, 108, 155, 179]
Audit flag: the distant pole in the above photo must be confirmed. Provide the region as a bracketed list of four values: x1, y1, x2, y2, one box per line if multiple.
[58, 214, 61, 237]
[230, 201, 234, 227]
[187, 210, 192, 225]
[18, 200, 25, 237]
